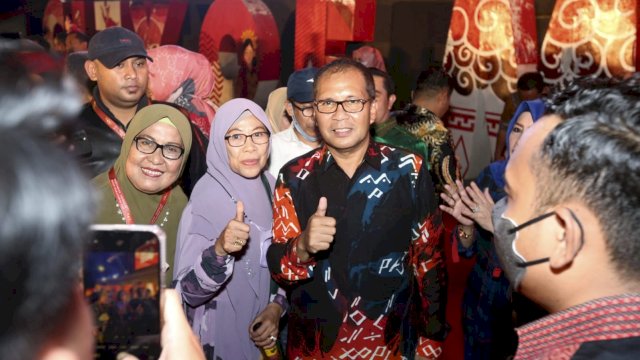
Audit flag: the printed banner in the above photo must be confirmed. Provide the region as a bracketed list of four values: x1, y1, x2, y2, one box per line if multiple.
[540, 0, 636, 85]
[443, 0, 538, 179]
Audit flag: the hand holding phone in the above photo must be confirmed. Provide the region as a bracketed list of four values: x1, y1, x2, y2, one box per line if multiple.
[214, 201, 250, 256]
[158, 289, 205, 360]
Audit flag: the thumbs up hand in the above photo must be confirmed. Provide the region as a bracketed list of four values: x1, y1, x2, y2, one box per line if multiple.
[297, 197, 336, 262]
[214, 201, 251, 256]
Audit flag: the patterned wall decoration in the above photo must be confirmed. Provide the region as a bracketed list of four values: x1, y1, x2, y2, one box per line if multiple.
[443, 0, 538, 179]
[294, 0, 375, 70]
[94, 0, 121, 30]
[44, 0, 187, 47]
[44, 0, 87, 37]
[540, 0, 636, 85]
[130, 2, 169, 49]
[199, 0, 280, 106]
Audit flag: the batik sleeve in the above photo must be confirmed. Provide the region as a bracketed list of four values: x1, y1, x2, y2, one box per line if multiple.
[410, 157, 448, 358]
[174, 227, 235, 308]
[425, 118, 460, 194]
[266, 176, 317, 285]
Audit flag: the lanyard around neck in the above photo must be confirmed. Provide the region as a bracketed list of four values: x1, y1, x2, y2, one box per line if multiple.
[108, 167, 171, 224]
[91, 99, 126, 139]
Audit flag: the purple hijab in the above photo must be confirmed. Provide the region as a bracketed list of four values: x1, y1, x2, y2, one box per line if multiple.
[173, 98, 274, 359]
[489, 99, 546, 188]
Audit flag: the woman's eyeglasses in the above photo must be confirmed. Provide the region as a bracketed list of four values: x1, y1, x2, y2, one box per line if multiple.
[224, 131, 270, 147]
[133, 136, 185, 160]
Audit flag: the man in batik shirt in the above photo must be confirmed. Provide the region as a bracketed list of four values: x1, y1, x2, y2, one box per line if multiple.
[397, 66, 459, 195]
[267, 58, 447, 359]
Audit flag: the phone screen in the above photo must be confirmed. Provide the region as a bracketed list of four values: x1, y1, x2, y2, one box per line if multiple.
[84, 225, 165, 360]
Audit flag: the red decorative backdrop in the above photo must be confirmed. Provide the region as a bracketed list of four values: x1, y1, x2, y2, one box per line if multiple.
[540, 0, 637, 85]
[443, 0, 539, 179]
[294, 0, 376, 70]
[44, 0, 187, 47]
[199, 0, 280, 106]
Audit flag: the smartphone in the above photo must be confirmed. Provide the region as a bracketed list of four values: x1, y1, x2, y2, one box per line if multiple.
[84, 224, 166, 360]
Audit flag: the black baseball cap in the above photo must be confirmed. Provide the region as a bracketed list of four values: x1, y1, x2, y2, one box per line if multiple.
[88, 27, 152, 69]
[287, 67, 318, 103]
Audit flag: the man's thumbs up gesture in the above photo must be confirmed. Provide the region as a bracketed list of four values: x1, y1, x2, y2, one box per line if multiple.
[297, 197, 336, 262]
[214, 201, 251, 256]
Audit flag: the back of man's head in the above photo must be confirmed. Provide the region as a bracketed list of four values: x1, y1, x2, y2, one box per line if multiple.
[535, 75, 640, 281]
[413, 65, 454, 99]
[0, 130, 95, 358]
[0, 45, 95, 359]
[517, 72, 544, 100]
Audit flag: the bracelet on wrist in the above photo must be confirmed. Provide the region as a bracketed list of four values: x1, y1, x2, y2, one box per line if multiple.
[457, 225, 473, 240]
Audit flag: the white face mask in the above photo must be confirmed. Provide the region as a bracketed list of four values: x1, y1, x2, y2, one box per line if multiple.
[291, 112, 318, 143]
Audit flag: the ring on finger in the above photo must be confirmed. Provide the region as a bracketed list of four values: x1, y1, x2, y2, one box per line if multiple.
[269, 335, 277, 342]
[471, 205, 479, 213]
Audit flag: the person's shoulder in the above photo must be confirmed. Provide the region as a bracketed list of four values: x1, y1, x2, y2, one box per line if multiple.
[77, 101, 106, 128]
[279, 147, 324, 177]
[172, 187, 189, 206]
[272, 127, 293, 139]
[91, 169, 110, 189]
[270, 129, 291, 147]
[374, 140, 424, 162]
[78, 101, 96, 118]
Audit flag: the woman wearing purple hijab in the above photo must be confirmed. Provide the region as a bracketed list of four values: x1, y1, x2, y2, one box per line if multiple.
[173, 98, 286, 359]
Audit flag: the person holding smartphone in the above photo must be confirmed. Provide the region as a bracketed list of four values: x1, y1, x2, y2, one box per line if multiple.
[173, 99, 287, 359]
[92, 103, 193, 283]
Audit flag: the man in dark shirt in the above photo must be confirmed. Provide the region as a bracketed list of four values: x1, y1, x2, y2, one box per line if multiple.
[267, 58, 447, 359]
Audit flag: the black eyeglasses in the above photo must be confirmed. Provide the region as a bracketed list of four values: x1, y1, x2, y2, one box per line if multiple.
[290, 102, 314, 117]
[314, 98, 371, 114]
[224, 131, 270, 147]
[133, 136, 185, 160]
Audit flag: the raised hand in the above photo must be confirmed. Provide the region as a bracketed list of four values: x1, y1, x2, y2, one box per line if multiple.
[214, 201, 251, 256]
[296, 197, 336, 262]
[461, 181, 495, 232]
[440, 182, 474, 226]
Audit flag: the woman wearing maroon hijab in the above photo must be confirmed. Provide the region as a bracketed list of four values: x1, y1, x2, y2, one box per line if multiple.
[173, 98, 286, 359]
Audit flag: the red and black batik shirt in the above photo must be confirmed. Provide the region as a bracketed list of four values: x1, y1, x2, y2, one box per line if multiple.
[267, 140, 448, 359]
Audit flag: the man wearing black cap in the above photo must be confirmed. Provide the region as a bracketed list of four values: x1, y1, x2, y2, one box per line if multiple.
[78, 26, 152, 177]
[268, 67, 322, 177]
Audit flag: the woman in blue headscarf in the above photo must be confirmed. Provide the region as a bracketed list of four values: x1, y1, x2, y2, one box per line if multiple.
[440, 99, 546, 360]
